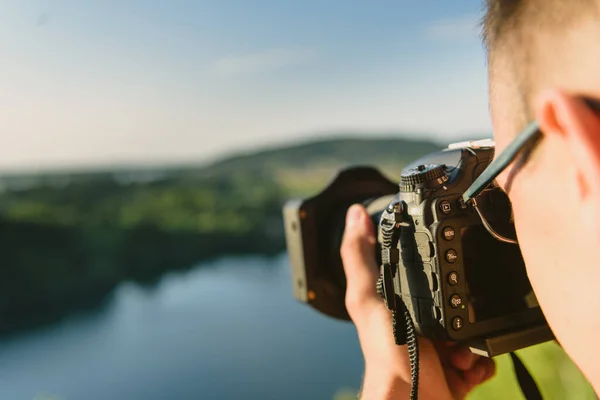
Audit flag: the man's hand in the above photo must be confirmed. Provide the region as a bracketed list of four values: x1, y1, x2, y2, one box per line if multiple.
[341, 204, 496, 400]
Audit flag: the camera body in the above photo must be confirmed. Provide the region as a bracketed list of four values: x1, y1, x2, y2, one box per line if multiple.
[283, 140, 553, 356]
[379, 142, 546, 346]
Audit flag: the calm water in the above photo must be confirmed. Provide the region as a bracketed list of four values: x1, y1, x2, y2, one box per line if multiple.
[0, 254, 364, 400]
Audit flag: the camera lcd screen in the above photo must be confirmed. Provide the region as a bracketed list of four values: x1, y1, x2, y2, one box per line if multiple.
[461, 225, 538, 323]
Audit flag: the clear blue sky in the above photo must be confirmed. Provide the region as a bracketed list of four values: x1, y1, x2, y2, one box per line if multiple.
[0, 1, 490, 171]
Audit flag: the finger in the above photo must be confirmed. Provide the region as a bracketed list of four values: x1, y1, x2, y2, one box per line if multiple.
[449, 345, 480, 371]
[340, 204, 379, 302]
[462, 357, 496, 387]
[432, 341, 458, 368]
[444, 367, 471, 400]
[482, 357, 497, 382]
[445, 356, 496, 399]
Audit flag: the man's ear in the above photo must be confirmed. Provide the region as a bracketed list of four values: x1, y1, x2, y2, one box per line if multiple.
[534, 89, 600, 201]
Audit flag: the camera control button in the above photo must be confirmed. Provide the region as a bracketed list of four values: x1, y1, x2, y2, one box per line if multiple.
[445, 249, 458, 264]
[448, 272, 459, 286]
[440, 201, 452, 215]
[452, 317, 464, 331]
[442, 226, 455, 241]
[450, 294, 462, 308]
[457, 197, 468, 210]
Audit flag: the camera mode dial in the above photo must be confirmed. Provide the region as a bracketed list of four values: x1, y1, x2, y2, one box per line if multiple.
[400, 164, 448, 192]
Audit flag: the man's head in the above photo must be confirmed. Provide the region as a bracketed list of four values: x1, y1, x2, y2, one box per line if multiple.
[482, 0, 600, 388]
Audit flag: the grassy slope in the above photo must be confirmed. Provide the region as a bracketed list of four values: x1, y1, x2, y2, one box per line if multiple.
[178, 136, 444, 196]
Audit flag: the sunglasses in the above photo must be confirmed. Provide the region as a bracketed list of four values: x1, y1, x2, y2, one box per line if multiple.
[462, 97, 600, 244]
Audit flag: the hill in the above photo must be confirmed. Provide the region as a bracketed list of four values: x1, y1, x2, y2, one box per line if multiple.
[0, 136, 444, 193]
[203, 136, 440, 174]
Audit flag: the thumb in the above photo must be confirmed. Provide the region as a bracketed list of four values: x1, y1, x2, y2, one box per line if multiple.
[341, 204, 380, 315]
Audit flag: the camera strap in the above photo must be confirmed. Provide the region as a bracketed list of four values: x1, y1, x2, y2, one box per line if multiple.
[510, 352, 543, 400]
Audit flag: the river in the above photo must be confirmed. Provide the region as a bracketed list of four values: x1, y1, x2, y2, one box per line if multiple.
[0, 254, 364, 400]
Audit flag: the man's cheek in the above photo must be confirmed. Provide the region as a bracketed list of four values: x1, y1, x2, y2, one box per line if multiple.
[515, 197, 554, 243]
[512, 189, 553, 256]
[513, 209, 552, 299]
[512, 184, 565, 285]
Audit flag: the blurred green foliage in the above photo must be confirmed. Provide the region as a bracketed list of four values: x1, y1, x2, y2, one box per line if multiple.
[0, 172, 283, 233]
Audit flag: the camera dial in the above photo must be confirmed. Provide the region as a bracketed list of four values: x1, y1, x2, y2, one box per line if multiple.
[400, 164, 449, 192]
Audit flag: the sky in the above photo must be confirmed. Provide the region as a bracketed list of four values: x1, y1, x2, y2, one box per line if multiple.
[0, 1, 491, 172]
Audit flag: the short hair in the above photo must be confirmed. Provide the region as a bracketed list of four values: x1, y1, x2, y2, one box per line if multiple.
[482, 0, 596, 54]
[481, 0, 597, 123]
[482, 0, 523, 54]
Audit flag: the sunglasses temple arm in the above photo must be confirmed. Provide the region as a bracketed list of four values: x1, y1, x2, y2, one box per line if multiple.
[471, 198, 518, 245]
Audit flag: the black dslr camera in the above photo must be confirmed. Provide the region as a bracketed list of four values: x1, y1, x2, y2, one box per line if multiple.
[283, 140, 553, 357]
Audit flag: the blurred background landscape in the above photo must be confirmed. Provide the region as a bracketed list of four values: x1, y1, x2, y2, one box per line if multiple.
[0, 137, 438, 334]
[0, 1, 596, 399]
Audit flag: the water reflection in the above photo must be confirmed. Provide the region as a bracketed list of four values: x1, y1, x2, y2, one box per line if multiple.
[0, 254, 363, 400]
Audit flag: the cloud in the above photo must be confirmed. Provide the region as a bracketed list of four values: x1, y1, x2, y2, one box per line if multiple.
[210, 47, 316, 77]
[423, 14, 482, 40]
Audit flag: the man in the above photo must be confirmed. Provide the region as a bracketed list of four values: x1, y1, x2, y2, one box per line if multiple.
[340, 0, 600, 398]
